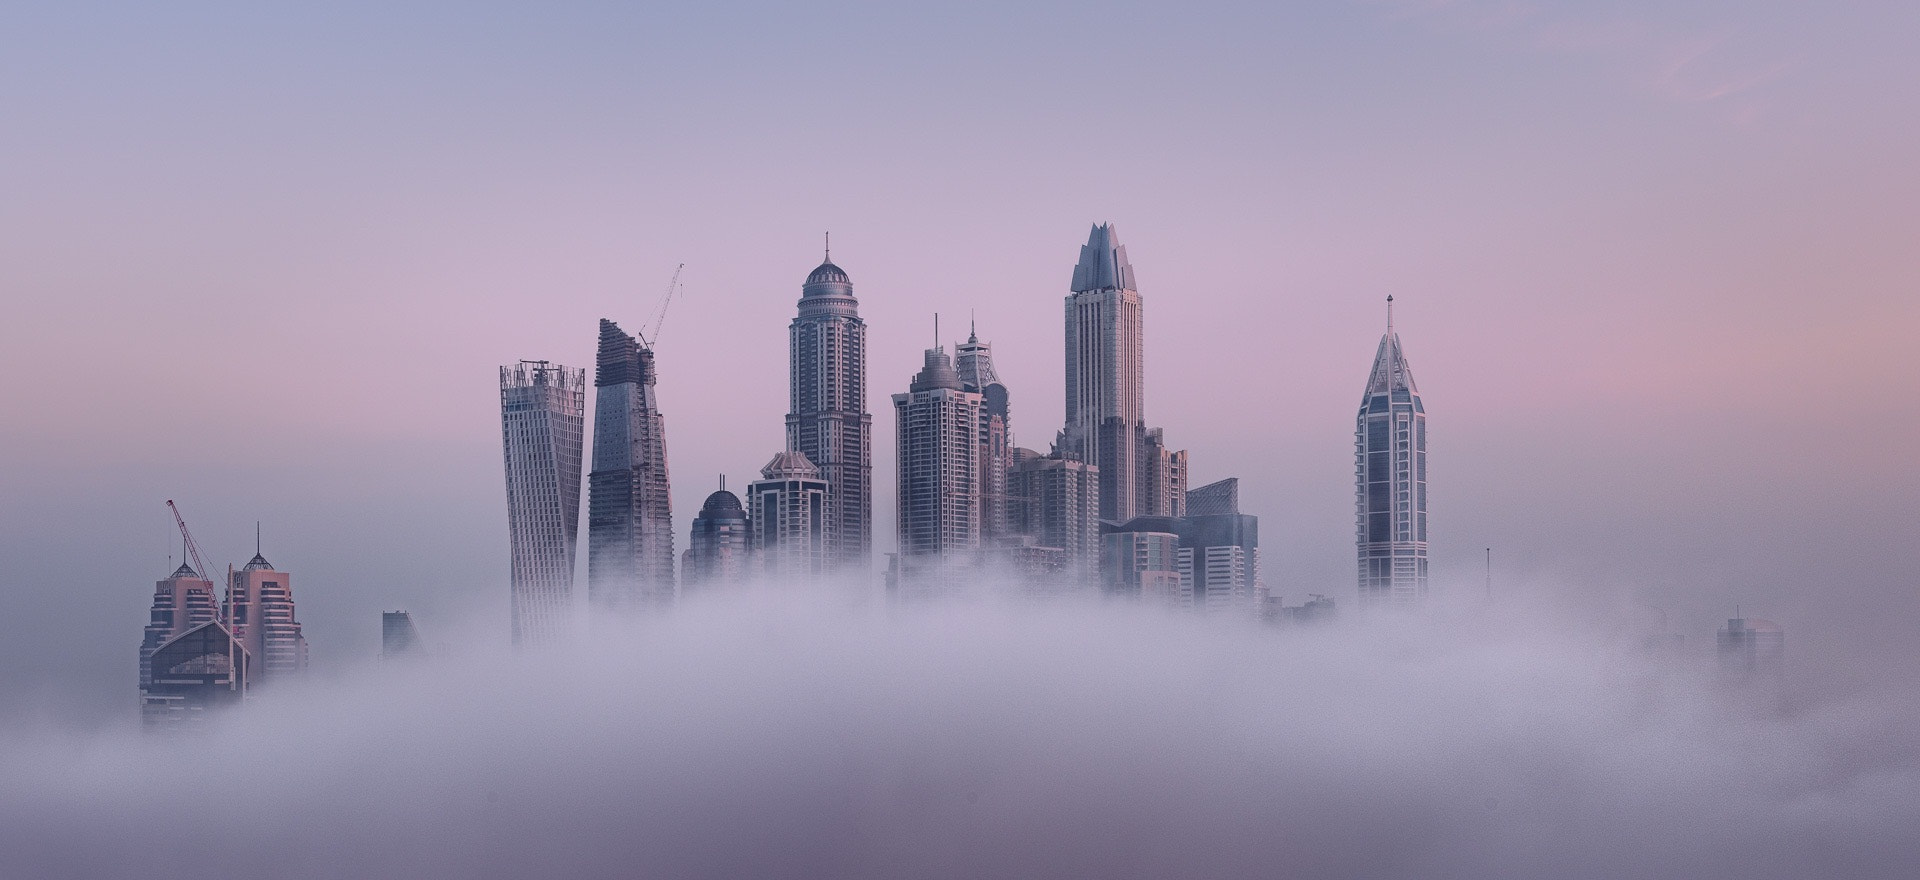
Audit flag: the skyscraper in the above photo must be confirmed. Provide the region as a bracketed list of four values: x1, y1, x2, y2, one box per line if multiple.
[892, 344, 983, 583]
[224, 541, 308, 680]
[589, 319, 675, 611]
[139, 559, 218, 692]
[501, 360, 586, 644]
[1061, 223, 1187, 522]
[1355, 296, 1428, 607]
[141, 620, 247, 729]
[1102, 480, 1261, 613]
[954, 321, 1011, 541]
[683, 479, 749, 591]
[381, 611, 423, 660]
[747, 452, 831, 582]
[787, 245, 872, 571]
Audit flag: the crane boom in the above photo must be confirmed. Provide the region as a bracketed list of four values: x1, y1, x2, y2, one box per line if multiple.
[640, 263, 684, 348]
[166, 500, 213, 585]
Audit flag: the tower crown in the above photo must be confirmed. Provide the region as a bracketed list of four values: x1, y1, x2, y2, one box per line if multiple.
[1070, 222, 1137, 293]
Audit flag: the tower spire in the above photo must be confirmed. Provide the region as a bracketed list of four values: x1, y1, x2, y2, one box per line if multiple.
[1386, 294, 1395, 336]
[824, 231, 830, 262]
[969, 310, 977, 343]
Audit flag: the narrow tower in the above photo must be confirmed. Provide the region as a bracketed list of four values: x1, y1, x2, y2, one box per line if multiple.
[1063, 223, 1144, 523]
[588, 320, 675, 612]
[224, 539, 309, 679]
[954, 320, 1011, 541]
[786, 241, 872, 571]
[683, 478, 749, 591]
[892, 343, 983, 586]
[501, 360, 586, 644]
[1355, 297, 1428, 607]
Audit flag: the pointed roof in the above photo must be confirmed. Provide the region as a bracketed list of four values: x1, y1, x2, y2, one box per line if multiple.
[1070, 223, 1137, 293]
[761, 451, 821, 480]
[243, 553, 274, 571]
[168, 561, 201, 580]
[1365, 296, 1419, 397]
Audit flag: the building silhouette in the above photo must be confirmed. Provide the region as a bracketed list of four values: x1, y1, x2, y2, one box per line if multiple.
[223, 541, 308, 680]
[589, 319, 675, 611]
[139, 559, 219, 692]
[1717, 616, 1786, 677]
[500, 360, 586, 645]
[1355, 296, 1428, 608]
[1061, 223, 1187, 522]
[892, 344, 983, 587]
[786, 244, 872, 571]
[748, 452, 831, 582]
[381, 611, 423, 659]
[684, 478, 749, 591]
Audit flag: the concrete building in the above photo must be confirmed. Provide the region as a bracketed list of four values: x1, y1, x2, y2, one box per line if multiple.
[139, 560, 219, 692]
[1060, 223, 1189, 522]
[1717, 616, 1786, 678]
[748, 452, 831, 582]
[786, 245, 873, 571]
[1007, 447, 1100, 580]
[684, 478, 750, 591]
[892, 344, 983, 586]
[1101, 528, 1182, 600]
[1355, 296, 1429, 608]
[500, 359, 586, 646]
[589, 319, 675, 612]
[223, 543, 308, 680]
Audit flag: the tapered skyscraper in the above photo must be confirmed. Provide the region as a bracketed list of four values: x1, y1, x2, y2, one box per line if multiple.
[1063, 223, 1143, 523]
[589, 320, 675, 611]
[954, 321, 1011, 540]
[1063, 223, 1186, 523]
[786, 244, 872, 570]
[501, 360, 586, 644]
[1355, 297, 1428, 607]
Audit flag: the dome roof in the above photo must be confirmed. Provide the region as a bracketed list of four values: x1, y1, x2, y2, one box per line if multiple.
[805, 261, 850, 286]
[243, 553, 274, 571]
[168, 561, 200, 580]
[700, 490, 745, 517]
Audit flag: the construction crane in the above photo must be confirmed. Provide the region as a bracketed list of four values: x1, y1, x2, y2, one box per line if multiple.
[166, 499, 243, 692]
[638, 263, 684, 348]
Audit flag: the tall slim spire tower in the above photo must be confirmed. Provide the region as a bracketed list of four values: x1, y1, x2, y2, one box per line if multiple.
[1355, 296, 1428, 607]
[500, 360, 586, 644]
[954, 320, 1011, 540]
[588, 319, 675, 611]
[786, 242, 872, 571]
[1063, 223, 1144, 523]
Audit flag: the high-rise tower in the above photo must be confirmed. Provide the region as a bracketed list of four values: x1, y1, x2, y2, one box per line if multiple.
[1355, 297, 1428, 607]
[683, 479, 749, 591]
[139, 559, 218, 692]
[589, 319, 675, 611]
[224, 540, 308, 679]
[501, 360, 586, 644]
[954, 321, 1011, 541]
[748, 452, 831, 582]
[786, 243, 872, 571]
[1063, 223, 1144, 523]
[893, 344, 983, 585]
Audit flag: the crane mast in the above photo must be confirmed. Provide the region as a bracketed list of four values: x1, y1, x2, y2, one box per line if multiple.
[639, 263, 684, 348]
[165, 499, 243, 692]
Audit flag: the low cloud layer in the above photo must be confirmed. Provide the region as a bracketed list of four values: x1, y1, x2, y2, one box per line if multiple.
[5, 590, 1916, 879]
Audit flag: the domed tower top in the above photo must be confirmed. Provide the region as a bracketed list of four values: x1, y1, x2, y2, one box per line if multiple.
[799, 233, 859, 318]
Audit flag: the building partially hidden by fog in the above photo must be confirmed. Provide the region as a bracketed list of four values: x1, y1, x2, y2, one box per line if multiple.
[382, 611, 423, 659]
[1060, 223, 1188, 524]
[224, 542, 308, 681]
[1356, 296, 1429, 608]
[1007, 447, 1100, 581]
[684, 478, 749, 590]
[140, 559, 219, 693]
[892, 343, 984, 589]
[1717, 616, 1786, 678]
[589, 320, 675, 611]
[1102, 478, 1261, 611]
[787, 246, 873, 571]
[748, 452, 830, 582]
[500, 360, 586, 645]
[141, 619, 248, 729]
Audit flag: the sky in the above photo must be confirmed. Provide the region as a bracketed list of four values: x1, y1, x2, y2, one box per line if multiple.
[1, 1, 1917, 732]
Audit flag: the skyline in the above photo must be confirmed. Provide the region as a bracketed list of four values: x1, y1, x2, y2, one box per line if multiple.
[1, 1, 1915, 727]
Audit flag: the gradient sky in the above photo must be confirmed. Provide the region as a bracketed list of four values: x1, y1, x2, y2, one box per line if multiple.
[1, 1, 1916, 726]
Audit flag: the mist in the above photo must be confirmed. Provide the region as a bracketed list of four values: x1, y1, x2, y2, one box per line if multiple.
[5, 585, 1916, 879]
